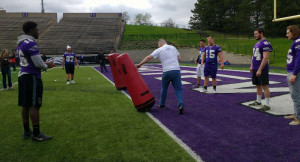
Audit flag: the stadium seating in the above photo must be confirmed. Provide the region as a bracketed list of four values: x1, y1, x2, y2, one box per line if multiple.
[0, 12, 124, 57]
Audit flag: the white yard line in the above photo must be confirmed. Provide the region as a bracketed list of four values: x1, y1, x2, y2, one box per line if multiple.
[93, 66, 203, 162]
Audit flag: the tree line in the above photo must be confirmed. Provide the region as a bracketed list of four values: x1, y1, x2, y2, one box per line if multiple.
[189, 0, 300, 36]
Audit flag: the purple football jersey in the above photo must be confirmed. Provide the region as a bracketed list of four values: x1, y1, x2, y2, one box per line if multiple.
[204, 45, 222, 64]
[197, 47, 205, 63]
[287, 36, 300, 75]
[17, 38, 41, 78]
[63, 52, 76, 64]
[252, 39, 273, 70]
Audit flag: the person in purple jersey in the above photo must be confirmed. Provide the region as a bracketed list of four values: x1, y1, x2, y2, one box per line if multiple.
[17, 21, 55, 142]
[201, 36, 224, 93]
[249, 28, 273, 112]
[194, 39, 206, 88]
[284, 25, 300, 125]
[62, 45, 79, 85]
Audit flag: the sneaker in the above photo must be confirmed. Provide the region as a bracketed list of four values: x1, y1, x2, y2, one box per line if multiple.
[67, 81, 70, 85]
[178, 106, 184, 114]
[158, 105, 165, 109]
[71, 80, 75, 84]
[289, 119, 300, 125]
[31, 133, 53, 142]
[284, 114, 295, 119]
[258, 105, 270, 112]
[213, 89, 217, 94]
[249, 101, 261, 106]
[9, 86, 14, 90]
[22, 131, 32, 140]
[195, 84, 200, 88]
[200, 88, 207, 93]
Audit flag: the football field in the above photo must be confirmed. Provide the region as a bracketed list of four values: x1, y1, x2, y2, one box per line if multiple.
[0, 67, 194, 161]
[1, 65, 300, 161]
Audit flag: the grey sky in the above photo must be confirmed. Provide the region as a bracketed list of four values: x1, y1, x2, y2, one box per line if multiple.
[0, 0, 197, 28]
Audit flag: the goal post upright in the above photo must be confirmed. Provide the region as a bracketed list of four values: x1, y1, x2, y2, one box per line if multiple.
[273, 0, 300, 22]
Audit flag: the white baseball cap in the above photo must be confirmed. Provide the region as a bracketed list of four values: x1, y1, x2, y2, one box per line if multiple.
[67, 45, 71, 49]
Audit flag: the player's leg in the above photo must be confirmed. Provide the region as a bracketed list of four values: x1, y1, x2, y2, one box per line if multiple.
[1, 68, 7, 89]
[171, 70, 184, 114]
[249, 69, 262, 106]
[159, 71, 171, 108]
[259, 69, 271, 111]
[289, 73, 300, 125]
[202, 65, 209, 92]
[30, 78, 52, 141]
[103, 63, 108, 72]
[211, 65, 218, 93]
[196, 64, 201, 87]
[285, 72, 296, 119]
[70, 65, 75, 83]
[19, 74, 32, 139]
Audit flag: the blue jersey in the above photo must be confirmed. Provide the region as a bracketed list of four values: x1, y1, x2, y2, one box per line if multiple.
[252, 39, 273, 70]
[63, 52, 76, 64]
[197, 47, 205, 63]
[204, 45, 222, 64]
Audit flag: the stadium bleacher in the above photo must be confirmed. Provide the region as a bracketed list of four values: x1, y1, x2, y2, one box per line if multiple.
[0, 11, 125, 58]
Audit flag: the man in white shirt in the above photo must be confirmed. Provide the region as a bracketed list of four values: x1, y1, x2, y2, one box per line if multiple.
[136, 39, 184, 114]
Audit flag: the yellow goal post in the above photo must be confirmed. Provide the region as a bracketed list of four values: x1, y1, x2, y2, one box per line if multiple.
[273, 0, 300, 22]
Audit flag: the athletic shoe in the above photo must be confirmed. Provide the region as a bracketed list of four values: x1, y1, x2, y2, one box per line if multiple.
[289, 119, 300, 125]
[284, 114, 295, 119]
[71, 80, 75, 84]
[67, 81, 70, 85]
[258, 105, 270, 112]
[249, 101, 261, 106]
[158, 105, 165, 109]
[195, 84, 200, 88]
[200, 88, 207, 93]
[22, 131, 32, 140]
[9, 86, 14, 90]
[213, 89, 217, 94]
[31, 133, 53, 142]
[178, 106, 184, 114]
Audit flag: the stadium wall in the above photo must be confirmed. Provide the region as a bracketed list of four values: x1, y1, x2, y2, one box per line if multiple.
[63, 13, 121, 19]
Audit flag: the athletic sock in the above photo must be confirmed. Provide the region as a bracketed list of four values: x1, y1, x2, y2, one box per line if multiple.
[23, 123, 30, 132]
[257, 95, 262, 103]
[204, 86, 207, 90]
[33, 125, 41, 136]
[67, 80, 69, 82]
[213, 86, 216, 90]
[265, 98, 270, 106]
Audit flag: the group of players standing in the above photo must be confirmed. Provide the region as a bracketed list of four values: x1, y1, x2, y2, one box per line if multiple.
[194, 26, 300, 125]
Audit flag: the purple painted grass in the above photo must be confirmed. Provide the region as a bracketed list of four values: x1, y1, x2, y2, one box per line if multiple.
[94, 65, 300, 162]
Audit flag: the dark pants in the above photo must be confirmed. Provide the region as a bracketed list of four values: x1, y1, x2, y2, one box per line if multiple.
[1, 67, 12, 89]
[11, 63, 16, 71]
[80, 59, 84, 65]
[100, 62, 107, 72]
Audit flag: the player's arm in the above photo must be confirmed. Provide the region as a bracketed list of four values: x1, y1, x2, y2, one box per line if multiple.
[218, 52, 224, 69]
[178, 55, 181, 61]
[257, 51, 270, 76]
[136, 55, 153, 68]
[290, 50, 300, 84]
[62, 57, 65, 69]
[31, 55, 54, 70]
[201, 52, 206, 67]
[250, 56, 253, 72]
[74, 57, 79, 68]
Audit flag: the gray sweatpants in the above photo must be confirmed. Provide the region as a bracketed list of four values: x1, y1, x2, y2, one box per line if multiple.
[287, 72, 300, 119]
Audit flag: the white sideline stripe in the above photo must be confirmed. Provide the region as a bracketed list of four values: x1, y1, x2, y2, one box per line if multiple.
[93, 67, 203, 162]
[0, 68, 54, 91]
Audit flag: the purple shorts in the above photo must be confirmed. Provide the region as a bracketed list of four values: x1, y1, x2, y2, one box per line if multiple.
[204, 63, 218, 78]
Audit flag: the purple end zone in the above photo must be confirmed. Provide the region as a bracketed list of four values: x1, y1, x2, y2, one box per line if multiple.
[94, 65, 300, 162]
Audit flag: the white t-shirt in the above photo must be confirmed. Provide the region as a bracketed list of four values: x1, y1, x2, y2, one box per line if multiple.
[151, 44, 180, 72]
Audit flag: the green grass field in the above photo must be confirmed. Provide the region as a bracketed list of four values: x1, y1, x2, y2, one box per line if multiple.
[0, 67, 194, 161]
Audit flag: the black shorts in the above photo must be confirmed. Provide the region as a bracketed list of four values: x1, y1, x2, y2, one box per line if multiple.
[252, 69, 269, 85]
[65, 64, 75, 74]
[18, 74, 43, 108]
